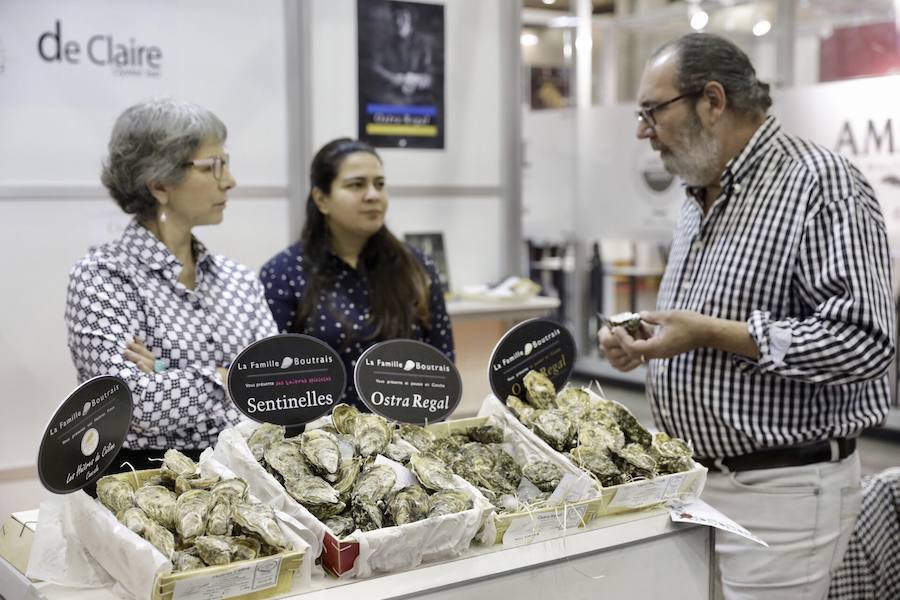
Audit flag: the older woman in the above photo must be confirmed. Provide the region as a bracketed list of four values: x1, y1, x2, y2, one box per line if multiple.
[261, 138, 453, 409]
[65, 99, 277, 472]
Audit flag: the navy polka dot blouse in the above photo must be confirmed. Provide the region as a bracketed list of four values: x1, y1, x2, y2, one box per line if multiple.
[260, 242, 455, 409]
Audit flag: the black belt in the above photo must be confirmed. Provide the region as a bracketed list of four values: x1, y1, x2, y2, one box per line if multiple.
[696, 438, 856, 473]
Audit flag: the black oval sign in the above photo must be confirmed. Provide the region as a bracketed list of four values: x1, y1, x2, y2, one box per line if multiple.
[355, 340, 461, 424]
[227, 334, 346, 426]
[488, 318, 576, 401]
[37, 375, 133, 494]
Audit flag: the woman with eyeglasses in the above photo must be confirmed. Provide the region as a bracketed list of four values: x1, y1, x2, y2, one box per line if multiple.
[260, 138, 454, 410]
[65, 99, 277, 477]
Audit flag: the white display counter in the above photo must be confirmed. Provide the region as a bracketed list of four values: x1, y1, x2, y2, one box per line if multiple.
[2, 508, 712, 600]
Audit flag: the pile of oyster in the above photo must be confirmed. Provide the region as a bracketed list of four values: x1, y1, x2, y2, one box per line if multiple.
[95, 450, 292, 572]
[429, 421, 564, 514]
[246, 405, 474, 539]
[506, 370, 694, 486]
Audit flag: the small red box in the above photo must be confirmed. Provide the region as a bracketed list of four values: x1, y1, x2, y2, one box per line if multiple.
[321, 531, 361, 576]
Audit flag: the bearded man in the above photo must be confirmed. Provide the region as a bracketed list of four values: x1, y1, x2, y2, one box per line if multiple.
[599, 33, 895, 599]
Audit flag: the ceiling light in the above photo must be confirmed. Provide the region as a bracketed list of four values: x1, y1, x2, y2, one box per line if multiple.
[752, 20, 772, 36]
[520, 32, 539, 46]
[542, 0, 557, 4]
[690, 10, 709, 30]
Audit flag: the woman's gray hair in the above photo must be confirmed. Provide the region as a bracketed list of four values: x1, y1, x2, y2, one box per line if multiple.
[654, 33, 772, 119]
[101, 98, 227, 220]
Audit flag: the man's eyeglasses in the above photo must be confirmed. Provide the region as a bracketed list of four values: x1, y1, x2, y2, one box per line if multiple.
[185, 154, 230, 181]
[636, 91, 702, 127]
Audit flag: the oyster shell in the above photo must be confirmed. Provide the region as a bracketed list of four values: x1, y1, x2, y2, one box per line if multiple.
[175, 474, 220, 495]
[450, 443, 496, 491]
[387, 484, 430, 525]
[651, 432, 694, 474]
[206, 498, 233, 536]
[175, 489, 212, 540]
[578, 420, 625, 453]
[427, 489, 472, 518]
[608, 311, 642, 335]
[351, 500, 383, 532]
[506, 395, 535, 426]
[352, 464, 397, 504]
[264, 440, 310, 481]
[556, 387, 593, 422]
[569, 446, 622, 486]
[467, 424, 504, 444]
[410, 453, 457, 492]
[117, 506, 152, 536]
[300, 429, 342, 480]
[96, 476, 135, 514]
[161, 449, 198, 479]
[490, 446, 522, 494]
[396, 423, 436, 452]
[143, 518, 175, 559]
[612, 405, 653, 447]
[248, 423, 286, 462]
[172, 549, 205, 572]
[324, 515, 356, 539]
[384, 440, 416, 464]
[522, 460, 563, 492]
[331, 403, 360, 435]
[194, 535, 235, 566]
[531, 409, 575, 452]
[332, 457, 362, 501]
[612, 443, 658, 479]
[232, 502, 288, 549]
[284, 474, 345, 519]
[354, 413, 392, 458]
[429, 434, 467, 464]
[211, 478, 248, 504]
[134, 485, 177, 530]
[229, 536, 262, 561]
[523, 370, 557, 409]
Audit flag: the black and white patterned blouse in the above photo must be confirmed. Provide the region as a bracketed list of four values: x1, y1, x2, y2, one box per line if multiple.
[648, 116, 895, 459]
[260, 241, 455, 409]
[65, 220, 278, 450]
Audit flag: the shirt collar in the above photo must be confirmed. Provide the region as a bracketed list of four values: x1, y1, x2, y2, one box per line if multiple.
[685, 115, 781, 201]
[120, 219, 214, 273]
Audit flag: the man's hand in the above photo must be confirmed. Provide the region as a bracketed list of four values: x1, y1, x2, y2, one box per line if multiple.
[617, 310, 760, 362]
[597, 320, 655, 372]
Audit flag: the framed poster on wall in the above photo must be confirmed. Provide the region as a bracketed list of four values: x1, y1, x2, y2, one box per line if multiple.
[357, 0, 445, 149]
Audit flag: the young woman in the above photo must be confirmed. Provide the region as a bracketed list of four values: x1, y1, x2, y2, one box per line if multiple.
[66, 99, 277, 473]
[260, 138, 453, 408]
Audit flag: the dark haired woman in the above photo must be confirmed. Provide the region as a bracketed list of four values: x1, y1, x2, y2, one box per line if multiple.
[65, 99, 278, 475]
[260, 138, 454, 408]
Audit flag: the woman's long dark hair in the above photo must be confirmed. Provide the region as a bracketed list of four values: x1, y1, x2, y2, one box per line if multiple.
[290, 138, 431, 343]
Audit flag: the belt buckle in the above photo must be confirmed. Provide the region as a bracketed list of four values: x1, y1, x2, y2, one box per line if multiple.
[829, 439, 839, 462]
[713, 458, 731, 474]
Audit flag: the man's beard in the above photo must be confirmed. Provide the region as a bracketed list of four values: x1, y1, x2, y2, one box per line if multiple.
[658, 112, 722, 187]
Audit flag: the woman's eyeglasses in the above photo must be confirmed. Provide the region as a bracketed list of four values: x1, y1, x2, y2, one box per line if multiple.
[185, 154, 230, 181]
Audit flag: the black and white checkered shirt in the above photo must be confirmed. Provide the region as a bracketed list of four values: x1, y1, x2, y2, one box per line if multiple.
[647, 116, 895, 458]
[65, 220, 278, 450]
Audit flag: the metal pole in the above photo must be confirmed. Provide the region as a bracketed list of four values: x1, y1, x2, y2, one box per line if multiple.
[500, 0, 525, 277]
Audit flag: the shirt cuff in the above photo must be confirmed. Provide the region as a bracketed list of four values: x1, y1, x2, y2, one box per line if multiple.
[733, 310, 792, 373]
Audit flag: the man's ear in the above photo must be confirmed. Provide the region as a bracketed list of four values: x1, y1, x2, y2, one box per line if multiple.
[700, 81, 727, 125]
[312, 187, 329, 215]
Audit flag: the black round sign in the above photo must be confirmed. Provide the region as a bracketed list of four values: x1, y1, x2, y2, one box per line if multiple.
[355, 340, 462, 424]
[227, 334, 346, 426]
[37, 375, 133, 494]
[488, 318, 576, 402]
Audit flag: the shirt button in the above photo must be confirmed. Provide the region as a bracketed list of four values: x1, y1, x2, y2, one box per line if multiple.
[682, 281, 691, 292]
[733, 183, 743, 193]
[206, 335, 214, 344]
[692, 240, 704, 252]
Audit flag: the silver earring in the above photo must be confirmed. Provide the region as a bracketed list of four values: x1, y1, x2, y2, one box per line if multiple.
[159, 209, 167, 224]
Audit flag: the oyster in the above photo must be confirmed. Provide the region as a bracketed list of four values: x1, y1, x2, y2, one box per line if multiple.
[206, 498, 233, 536]
[331, 403, 360, 435]
[324, 514, 356, 539]
[450, 443, 496, 491]
[96, 476, 135, 514]
[300, 429, 342, 480]
[387, 484, 430, 526]
[578, 420, 625, 453]
[490, 446, 522, 494]
[194, 535, 235, 566]
[467, 424, 504, 444]
[569, 446, 622, 486]
[264, 441, 310, 481]
[429, 434, 467, 464]
[175, 474, 220, 495]
[556, 387, 593, 422]
[396, 423, 436, 452]
[506, 395, 535, 426]
[522, 460, 563, 492]
[612, 405, 653, 448]
[351, 501, 383, 532]
[211, 478, 248, 504]
[175, 489, 212, 540]
[232, 502, 288, 549]
[248, 423, 285, 462]
[134, 485, 177, 530]
[651, 432, 694, 474]
[332, 457, 362, 501]
[354, 413, 392, 458]
[352, 464, 397, 504]
[427, 489, 472, 518]
[410, 453, 457, 492]
[523, 370, 557, 409]
[531, 409, 575, 452]
[161, 448, 198, 479]
[284, 474, 345, 519]
[612, 443, 658, 479]
[384, 440, 416, 464]
[172, 549, 204, 572]
[117, 506, 152, 536]
[143, 518, 175, 559]
[229, 536, 262, 561]
[608, 311, 642, 335]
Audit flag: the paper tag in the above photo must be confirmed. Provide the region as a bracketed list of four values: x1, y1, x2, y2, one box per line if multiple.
[607, 478, 668, 508]
[502, 504, 588, 546]
[172, 556, 282, 600]
[667, 499, 768, 547]
[374, 455, 418, 491]
[547, 472, 595, 504]
[661, 473, 688, 499]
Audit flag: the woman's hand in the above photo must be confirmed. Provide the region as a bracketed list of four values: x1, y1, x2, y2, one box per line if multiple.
[124, 337, 158, 373]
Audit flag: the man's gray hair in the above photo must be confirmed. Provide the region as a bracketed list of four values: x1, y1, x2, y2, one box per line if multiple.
[101, 98, 227, 220]
[654, 33, 772, 118]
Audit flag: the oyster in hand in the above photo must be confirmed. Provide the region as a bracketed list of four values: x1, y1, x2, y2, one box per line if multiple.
[427, 489, 472, 518]
[522, 460, 563, 492]
[523, 370, 557, 409]
[410, 453, 457, 492]
[607, 311, 642, 335]
[96, 476, 135, 514]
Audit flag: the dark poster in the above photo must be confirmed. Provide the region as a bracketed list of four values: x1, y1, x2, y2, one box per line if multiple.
[357, 0, 445, 149]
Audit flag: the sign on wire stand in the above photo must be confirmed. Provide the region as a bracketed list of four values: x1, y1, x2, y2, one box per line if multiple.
[488, 318, 576, 402]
